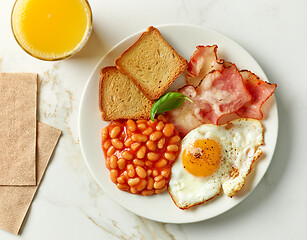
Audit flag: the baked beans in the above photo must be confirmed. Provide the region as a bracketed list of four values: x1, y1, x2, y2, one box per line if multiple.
[156, 121, 164, 131]
[162, 123, 174, 137]
[161, 169, 170, 178]
[169, 135, 180, 144]
[157, 115, 167, 121]
[147, 177, 154, 190]
[111, 138, 124, 149]
[110, 169, 118, 183]
[146, 140, 156, 151]
[142, 127, 153, 136]
[131, 142, 141, 151]
[136, 119, 147, 124]
[141, 189, 155, 196]
[154, 175, 163, 182]
[155, 159, 168, 168]
[154, 179, 166, 189]
[110, 126, 121, 139]
[101, 115, 181, 195]
[127, 164, 135, 178]
[122, 150, 133, 160]
[137, 123, 147, 131]
[117, 158, 126, 170]
[167, 144, 179, 152]
[155, 185, 167, 194]
[147, 152, 159, 161]
[107, 146, 116, 156]
[117, 176, 125, 184]
[101, 128, 109, 142]
[157, 138, 165, 149]
[153, 170, 159, 177]
[130, 187, 137, 194]
[164, 152, 176, 161]
[103, 139, 111, 150]
[128, 177, 140, 186]
[133, 159, 144, 166]
[117, 183, 129, 191]
[127, 120, 136, 132]
[132, 134, 148, 142]
[150, 131, 163, 141]
[145, 160, 153, 167]
[124, 138, 133, 147]
[136, 146, 147, 159]
[135, 166, 147, 178]
[136, 179, 147, 191]
[110, 155, 118, 169]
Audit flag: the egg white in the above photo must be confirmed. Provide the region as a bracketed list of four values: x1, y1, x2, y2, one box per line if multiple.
[169, 118, 264, 209]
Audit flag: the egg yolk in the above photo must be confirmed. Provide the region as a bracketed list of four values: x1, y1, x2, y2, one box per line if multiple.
[182, 139, 221, 177]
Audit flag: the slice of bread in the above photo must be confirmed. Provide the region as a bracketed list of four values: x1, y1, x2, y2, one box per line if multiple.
[99, 66, 153, 120]
[115, 26, 187, 100]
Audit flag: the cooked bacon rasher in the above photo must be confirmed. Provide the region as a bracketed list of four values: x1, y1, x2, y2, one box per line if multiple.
[167, 63, 252, 136]
[166, 86, 203, 137]
[186, 45, 224, 87]
[167, 45, 277, 137]
[236, 70, 277, 119]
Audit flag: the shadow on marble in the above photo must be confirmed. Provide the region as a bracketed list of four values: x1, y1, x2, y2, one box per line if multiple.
[73, 27, 107, 61]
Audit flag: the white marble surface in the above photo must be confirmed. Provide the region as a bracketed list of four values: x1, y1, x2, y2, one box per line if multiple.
[0, 0, 306, 239]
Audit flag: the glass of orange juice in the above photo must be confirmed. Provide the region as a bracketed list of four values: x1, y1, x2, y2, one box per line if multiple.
[11, 0, 92, 61]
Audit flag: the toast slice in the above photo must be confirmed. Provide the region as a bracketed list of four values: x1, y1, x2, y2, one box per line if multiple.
[115, 26, 187, 100]
[99, 66, 153, 120]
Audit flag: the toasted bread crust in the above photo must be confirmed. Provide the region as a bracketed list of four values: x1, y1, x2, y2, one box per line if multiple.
[99, 66, 153, 120]
[115, 26, 187, 100]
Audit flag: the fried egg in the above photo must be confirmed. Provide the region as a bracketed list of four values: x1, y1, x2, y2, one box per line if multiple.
[169, 118, 264, 209]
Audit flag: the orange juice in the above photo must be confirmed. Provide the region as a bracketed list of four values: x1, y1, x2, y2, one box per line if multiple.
[11, 0, 92, 60]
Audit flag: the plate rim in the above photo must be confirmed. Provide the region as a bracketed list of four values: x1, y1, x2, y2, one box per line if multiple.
[78, 23, 279, 223]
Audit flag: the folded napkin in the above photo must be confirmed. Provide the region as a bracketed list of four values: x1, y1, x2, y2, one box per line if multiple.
[0, 73, 37, 185]
[0, 73, 61, 234]
[0, 122, 61, 234]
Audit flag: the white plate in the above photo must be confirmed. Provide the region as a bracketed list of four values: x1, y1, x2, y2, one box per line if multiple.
[78, 24, 278, 223]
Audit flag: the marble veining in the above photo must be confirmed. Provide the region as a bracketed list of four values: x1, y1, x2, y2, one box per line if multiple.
[35, 61, 181, 239]
[0, 0, 306, 239]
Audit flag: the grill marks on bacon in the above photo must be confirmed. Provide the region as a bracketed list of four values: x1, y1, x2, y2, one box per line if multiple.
[236, 70, 277, 119]
[186, 45, 224, 87]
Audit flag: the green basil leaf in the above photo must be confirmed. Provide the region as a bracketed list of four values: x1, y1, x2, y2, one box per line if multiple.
[150, 92, 193, 121]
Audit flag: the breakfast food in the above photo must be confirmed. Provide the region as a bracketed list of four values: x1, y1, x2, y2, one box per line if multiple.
[101, 115, 181, 195]
[167, 45, 277, 137]
[167, 63, 253, 136]
[169, 118, 264, 209]
[115, 26, 187, 100]
[186, 45, 223, 87]
[99, 66, 153, 120]
[98, 26, 277, 211]
[236, 70, 277, 119]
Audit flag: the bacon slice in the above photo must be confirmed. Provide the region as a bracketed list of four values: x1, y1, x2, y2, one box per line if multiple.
[166, 86, 203, 136]
[186, 45, 224, 87]
[194, 64, 252, 124]
[236, 70, 277, 119]
[167, 64, 252, 136]
[171, 45, 277, 137]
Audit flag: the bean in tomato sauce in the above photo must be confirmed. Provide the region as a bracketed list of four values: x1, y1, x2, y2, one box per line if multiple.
[101, 115, 181, 196]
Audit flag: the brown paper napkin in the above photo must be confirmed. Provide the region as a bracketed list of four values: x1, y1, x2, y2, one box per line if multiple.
[0, 122, 61, 234]
[0, 73, 37, 185]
